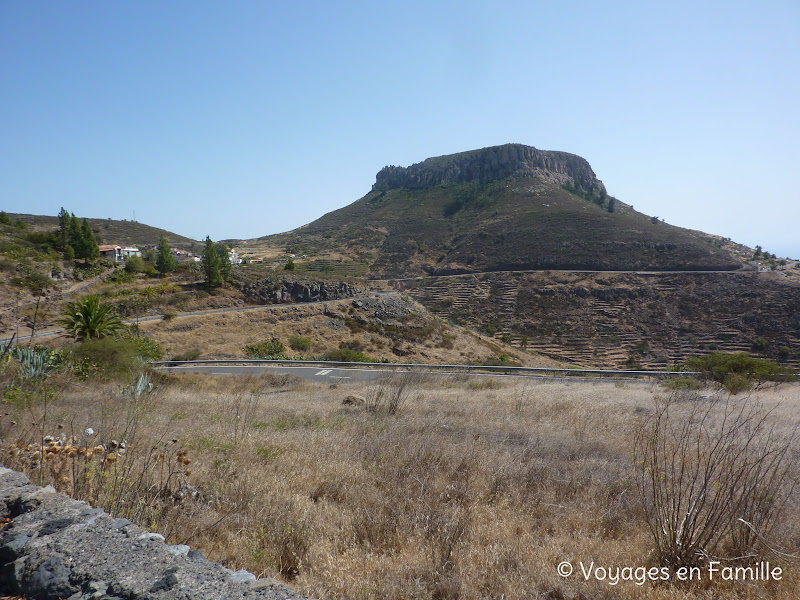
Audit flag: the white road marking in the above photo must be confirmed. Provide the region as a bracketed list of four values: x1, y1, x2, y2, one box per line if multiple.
[315, 369, 333, 376]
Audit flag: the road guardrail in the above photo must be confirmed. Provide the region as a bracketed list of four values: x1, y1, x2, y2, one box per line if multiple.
[151, 359, 702, 379]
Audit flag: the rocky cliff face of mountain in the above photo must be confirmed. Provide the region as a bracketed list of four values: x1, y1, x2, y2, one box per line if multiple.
[373, 143, 605, 196]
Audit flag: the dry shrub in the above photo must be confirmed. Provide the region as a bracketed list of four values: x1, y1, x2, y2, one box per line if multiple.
[365, 373, 415, 415]
[218, 388, 261, 446]
[5, 372, 800, 599]
[310, 480, 345, 504]
[250, 497, 311, 580]
[2, 385, 194, 537]
[634, 392, 799, 569]
[350, 489, 403, 553]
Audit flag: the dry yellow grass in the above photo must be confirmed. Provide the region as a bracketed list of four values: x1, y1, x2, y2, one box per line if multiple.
[2, 375, 799, 599]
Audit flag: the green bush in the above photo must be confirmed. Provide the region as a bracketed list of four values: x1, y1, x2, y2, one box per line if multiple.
[751, 337, 768, 353]
[126, 334, 164, 361]
[170, 348, 202, 361]
[66, 336, 147, 380]
[320, 348, 372, 363]
[125, 255, 144, 273]
[685, 352, 795, 393]
[106, 269, 134, 284]
[289, 334, 312, 352]
[74, 261, 107, 279]
[244, 338, 286, 359]
[660, 376, 705, 391]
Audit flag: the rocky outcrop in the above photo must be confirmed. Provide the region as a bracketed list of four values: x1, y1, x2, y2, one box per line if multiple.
[0, 466, 308, 600]
[350, 296, 415, 323]
[373, 143, 605, 196]
[236, 278, 363, 304]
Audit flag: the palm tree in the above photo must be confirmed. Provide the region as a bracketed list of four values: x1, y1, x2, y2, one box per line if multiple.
[58, 295, 126, 340]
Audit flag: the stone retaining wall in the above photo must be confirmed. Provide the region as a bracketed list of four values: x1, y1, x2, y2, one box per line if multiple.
[0, 466, 309, 600]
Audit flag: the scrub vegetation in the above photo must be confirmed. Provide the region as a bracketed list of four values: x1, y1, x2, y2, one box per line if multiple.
[2, 352, 799, 599]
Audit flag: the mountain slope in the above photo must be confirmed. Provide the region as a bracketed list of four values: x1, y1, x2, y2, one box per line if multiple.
[8, 213, 198, 249]
[261, 144, 739, 278]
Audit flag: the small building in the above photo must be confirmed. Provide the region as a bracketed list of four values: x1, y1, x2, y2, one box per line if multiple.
[123, 247, 142, 259]
[98, 245, 123, 263]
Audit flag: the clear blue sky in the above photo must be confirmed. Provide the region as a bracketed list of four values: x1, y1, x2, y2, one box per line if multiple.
[2, 1, 798, 258]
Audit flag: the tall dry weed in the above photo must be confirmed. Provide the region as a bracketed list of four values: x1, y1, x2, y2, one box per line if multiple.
[634, 392, 800, 569]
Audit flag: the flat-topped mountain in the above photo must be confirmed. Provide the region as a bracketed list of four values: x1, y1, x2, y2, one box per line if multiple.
[261, 144, 739, 277]
[373, 143, 605, 196]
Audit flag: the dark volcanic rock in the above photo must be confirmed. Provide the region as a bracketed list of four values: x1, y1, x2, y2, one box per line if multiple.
[373, 143, 605, 196]
[236, 277, 363, 304]
[0, 466, 310, 600]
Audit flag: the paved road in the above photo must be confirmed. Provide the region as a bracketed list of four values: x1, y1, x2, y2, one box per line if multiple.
[156, 362, 655, 385]
[3, 266, 757, 345]
[160, 363, 387, 382]
[0, 292, 397, 344]
[378, 266, 750, 283]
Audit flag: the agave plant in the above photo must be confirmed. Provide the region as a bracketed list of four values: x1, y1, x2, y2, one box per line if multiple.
[11, 346, 60, 381]
[58, 295, 126, 340]
[125, 372, 153, 398]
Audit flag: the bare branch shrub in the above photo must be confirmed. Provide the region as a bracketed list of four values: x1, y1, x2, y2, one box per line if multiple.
[3, 380, 196, 539]
[365, 373, 415, 415]
[633, 392, 799, 569]
[219, 388, 261, 446]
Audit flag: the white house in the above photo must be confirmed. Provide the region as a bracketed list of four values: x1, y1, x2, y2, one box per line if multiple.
[98, 245, 123, 263]
[228, 249, 242, 265]
[123, 247, 142, 259]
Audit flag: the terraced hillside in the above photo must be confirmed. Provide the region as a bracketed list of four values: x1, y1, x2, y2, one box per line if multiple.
[403, 271, 800, 370]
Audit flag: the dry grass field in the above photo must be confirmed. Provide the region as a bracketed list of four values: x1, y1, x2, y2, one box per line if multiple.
[2, 373, 799, 599]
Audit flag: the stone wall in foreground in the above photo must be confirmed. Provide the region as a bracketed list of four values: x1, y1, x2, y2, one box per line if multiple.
[0, 466, 308, 600]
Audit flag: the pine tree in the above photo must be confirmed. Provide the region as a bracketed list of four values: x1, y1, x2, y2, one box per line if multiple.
[81, 218, 100, 261]
[156, 235, 176, 275]
[57, 207, 70, 249]
[202, 236, 222, 288]
[216, 242, 232, 282]
[68, 214, 85, 259]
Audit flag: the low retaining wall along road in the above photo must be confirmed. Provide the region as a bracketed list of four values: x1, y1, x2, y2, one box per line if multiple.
[0, 466, 308, 599]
